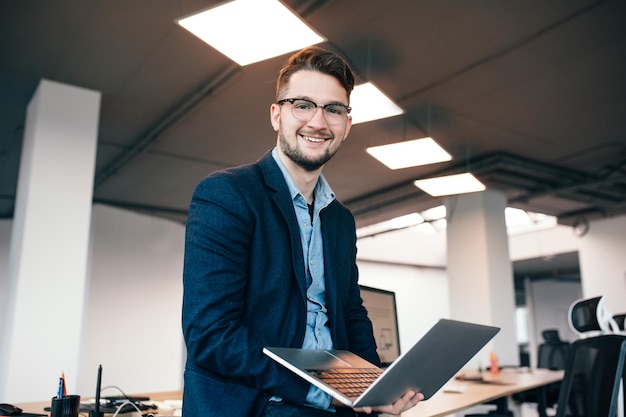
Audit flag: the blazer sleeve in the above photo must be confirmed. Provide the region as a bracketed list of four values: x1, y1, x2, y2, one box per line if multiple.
[182, 170, 310, 404]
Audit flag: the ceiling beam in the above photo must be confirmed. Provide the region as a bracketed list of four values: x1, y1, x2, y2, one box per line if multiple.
[94, 63, 241, 188]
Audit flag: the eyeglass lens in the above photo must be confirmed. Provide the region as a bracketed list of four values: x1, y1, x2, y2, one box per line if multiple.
[288, 99, 348, 125]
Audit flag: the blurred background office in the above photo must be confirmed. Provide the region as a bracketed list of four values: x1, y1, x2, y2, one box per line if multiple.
[1, 0, 625, 404]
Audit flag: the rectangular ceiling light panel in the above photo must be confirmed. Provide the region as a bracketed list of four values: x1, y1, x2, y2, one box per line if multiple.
[177, 0, 325, 66]
[414, 173, 486, 197]
[366, 137, 452, 169]
[350, 82, 404, 124]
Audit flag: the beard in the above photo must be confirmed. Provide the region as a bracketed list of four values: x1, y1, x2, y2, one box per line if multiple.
[278, 130, 338, 172]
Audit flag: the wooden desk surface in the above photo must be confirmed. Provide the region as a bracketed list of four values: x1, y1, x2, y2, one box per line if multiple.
[403, 368, 564, 417]
[17, 369, 562, 417]
[16, 391, 183, 416]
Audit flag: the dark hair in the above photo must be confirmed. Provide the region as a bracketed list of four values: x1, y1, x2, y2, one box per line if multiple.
[275, 46, 355, 101]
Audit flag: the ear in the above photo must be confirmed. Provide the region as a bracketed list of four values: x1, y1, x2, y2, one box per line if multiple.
[341, 116, 353, 142]
[270, 103, 280, 131]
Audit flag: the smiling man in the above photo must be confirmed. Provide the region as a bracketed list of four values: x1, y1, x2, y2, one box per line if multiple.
[181, 46, 422, 417]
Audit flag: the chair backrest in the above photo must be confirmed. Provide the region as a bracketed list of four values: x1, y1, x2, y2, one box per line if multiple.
[555, 334, 626, 417]
[568, 295, 620, 337]
[613, 314, 626, 332]
[537, 329, 570, 370]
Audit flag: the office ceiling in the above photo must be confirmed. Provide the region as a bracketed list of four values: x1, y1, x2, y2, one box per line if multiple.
[1, 0, 625, 231]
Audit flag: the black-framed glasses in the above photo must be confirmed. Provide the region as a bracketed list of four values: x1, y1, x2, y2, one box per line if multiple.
[277, 98, 351, 125]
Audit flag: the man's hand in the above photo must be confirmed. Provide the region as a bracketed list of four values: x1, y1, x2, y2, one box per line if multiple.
[353, 390, 424, 416]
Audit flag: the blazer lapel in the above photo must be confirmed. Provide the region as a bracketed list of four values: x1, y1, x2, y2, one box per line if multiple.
[257, 152, 308, 297]
[320, 204, 339, 314]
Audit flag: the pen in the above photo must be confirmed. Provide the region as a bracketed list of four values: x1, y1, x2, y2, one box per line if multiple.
[94, 365, 102, 417]
[62, 371, 67, 396]
[58, 376, 64, 399]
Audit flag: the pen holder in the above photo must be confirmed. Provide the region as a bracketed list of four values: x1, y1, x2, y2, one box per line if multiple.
[51, 395, 81, 417]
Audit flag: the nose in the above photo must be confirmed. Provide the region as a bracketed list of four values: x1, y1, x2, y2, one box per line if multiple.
[307, 106, 329, 127]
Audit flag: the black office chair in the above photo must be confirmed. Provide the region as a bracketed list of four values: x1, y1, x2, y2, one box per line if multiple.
[512, 329, 571, 407]
[555, 334, 626, 416]
[537, 329, 570, 370]
[465, 334, 626, 417]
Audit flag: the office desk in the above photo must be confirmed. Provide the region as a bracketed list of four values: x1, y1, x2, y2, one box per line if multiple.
[17, 370, 562, 417]
[16, 391, 183, 416]
[403, 368, 564, 417]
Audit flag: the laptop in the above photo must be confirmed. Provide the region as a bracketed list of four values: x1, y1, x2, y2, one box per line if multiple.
[263, 318, 499, 407]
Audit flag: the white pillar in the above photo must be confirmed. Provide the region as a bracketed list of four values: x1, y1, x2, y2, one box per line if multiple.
[0, 80, 100, 402]
[445, 189, 518, 367]
[578, 214, 626, 313]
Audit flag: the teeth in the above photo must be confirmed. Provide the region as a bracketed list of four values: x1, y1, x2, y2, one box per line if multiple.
[303, 135, 326, 143]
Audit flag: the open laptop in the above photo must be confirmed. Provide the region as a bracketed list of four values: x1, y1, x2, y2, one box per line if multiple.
[263, 318, 499, 408]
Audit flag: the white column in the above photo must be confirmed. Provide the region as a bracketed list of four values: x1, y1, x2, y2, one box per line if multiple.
[0, 80, 100, 402]
[445, 189, 518, 367]
[578, 214, 626, 313]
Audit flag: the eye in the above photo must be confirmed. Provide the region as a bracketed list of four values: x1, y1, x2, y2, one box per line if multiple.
[325, 105, 345, 116]
[293, 100, 315, 111]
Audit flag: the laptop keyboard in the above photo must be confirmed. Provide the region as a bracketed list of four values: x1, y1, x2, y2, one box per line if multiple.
[309, 368, 384, 398]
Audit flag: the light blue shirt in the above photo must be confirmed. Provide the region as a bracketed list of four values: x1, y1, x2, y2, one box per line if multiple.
[272, 149, 335, 410]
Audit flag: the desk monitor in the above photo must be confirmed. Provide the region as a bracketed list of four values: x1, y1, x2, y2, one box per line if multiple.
[359, 285, 400, 366]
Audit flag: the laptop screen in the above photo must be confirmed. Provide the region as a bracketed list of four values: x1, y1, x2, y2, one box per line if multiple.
[359, 285, 401, 366]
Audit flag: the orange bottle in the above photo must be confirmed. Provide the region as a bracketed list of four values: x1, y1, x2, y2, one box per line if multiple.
[489, 352, 499, 375]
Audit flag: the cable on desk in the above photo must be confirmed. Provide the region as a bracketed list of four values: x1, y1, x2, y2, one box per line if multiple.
[110, 400, 143, 417]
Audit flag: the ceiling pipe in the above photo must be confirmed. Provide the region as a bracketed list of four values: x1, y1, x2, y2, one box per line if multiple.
[346, 152, 625, 222]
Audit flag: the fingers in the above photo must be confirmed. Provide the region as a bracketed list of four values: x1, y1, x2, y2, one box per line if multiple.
[408, 391, 425, 408]
[386, 391, 420, 415]
[354, 391, 424, 416]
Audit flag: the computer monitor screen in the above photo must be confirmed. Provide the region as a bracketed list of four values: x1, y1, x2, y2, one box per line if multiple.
[359, 285, 401, 366]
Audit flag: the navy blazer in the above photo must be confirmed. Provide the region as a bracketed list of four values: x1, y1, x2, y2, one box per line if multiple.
[182, 151, 379, 417]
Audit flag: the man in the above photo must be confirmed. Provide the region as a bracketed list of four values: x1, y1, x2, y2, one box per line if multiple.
[182, 46, 422, 417]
